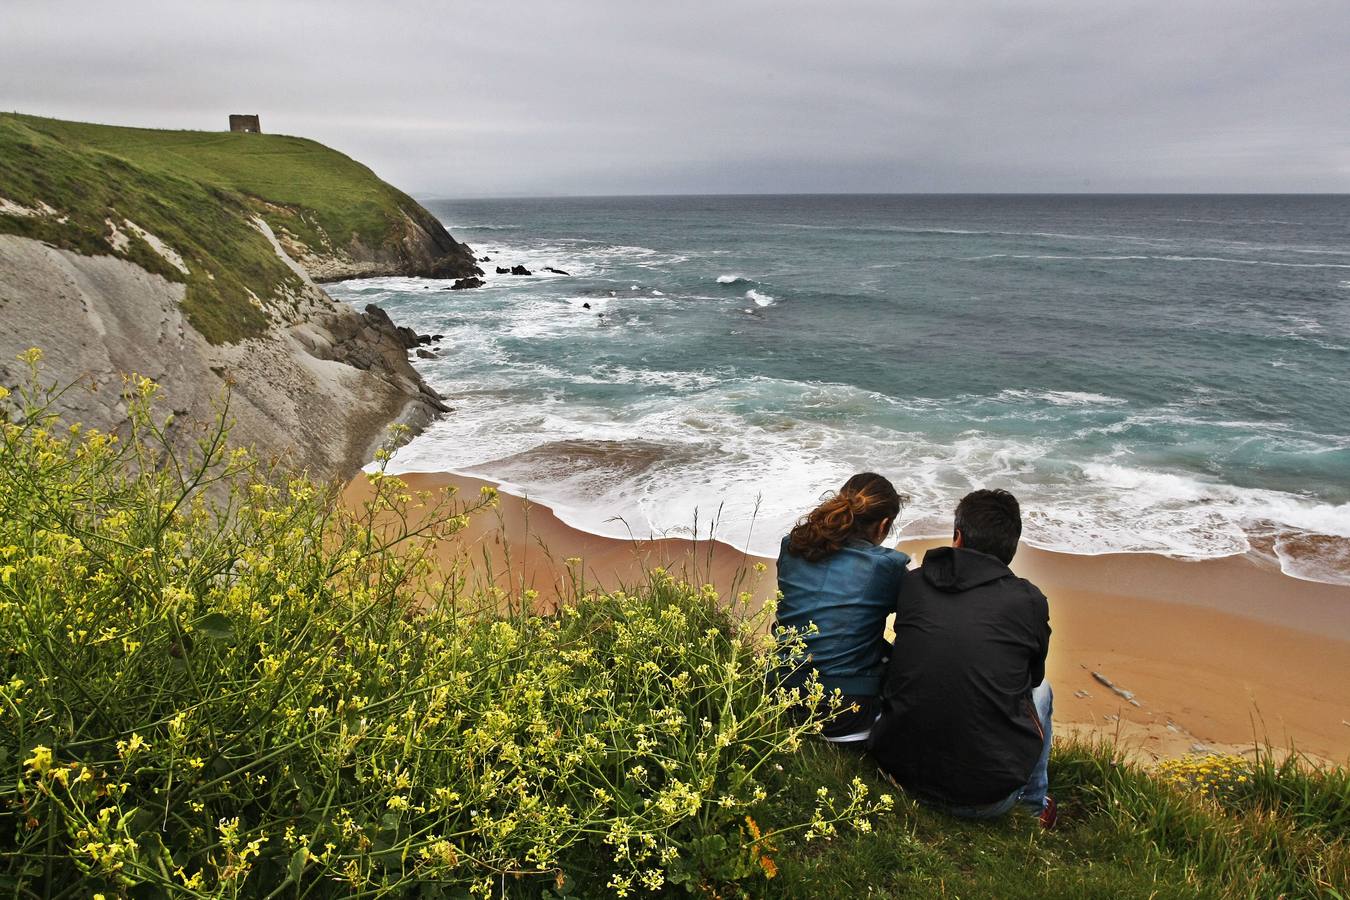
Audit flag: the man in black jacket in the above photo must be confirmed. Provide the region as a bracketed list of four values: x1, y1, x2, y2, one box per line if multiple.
[869, 489, 1055, 826]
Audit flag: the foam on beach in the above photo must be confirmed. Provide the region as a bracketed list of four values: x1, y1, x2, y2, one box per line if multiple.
[353, 352, 1350, 584]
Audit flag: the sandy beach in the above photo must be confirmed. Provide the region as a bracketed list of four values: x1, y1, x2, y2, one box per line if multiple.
[344, 470, 1350, 765]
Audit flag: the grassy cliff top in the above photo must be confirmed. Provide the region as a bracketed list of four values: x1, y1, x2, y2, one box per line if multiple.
[0, 113, 460, 343]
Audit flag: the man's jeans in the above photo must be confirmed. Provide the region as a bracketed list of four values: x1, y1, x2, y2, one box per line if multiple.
[942, 681, 1053, 819]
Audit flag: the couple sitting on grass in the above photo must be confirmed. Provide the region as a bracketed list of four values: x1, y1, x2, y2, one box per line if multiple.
[775, 473, 1056, 828]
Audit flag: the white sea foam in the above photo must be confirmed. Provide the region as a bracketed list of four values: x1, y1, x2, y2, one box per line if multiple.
[1174, 217, 1306, 227]
[463, 237, 677, 282]
[1158, 255, 1350, 269]
[1272, 533, 1350, 586]
[337, 276, 456, 293]
[967, 253, 1350, 269]
[997, 389, 1128, 407]
[375, 360, 1350, 584]
[717, 274, 751, 284]
[746, 289, 775, 307]
[777, 223, 1177, 245]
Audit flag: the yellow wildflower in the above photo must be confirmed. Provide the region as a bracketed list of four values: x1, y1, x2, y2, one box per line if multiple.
[116, 733, 148, 759]
[24, 745, 52, 775]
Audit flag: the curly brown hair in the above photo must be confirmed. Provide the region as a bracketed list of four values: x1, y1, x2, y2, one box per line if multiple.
[786, 472, 904, 562]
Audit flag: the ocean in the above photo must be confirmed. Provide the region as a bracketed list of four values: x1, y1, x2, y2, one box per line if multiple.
[327, 194, 1350, 585]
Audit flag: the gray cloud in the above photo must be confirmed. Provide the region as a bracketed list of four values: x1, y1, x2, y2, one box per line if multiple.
[4, 0, 1348, 195]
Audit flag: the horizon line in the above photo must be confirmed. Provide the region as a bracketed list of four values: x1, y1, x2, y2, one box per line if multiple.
[419, 190, 1350, 202]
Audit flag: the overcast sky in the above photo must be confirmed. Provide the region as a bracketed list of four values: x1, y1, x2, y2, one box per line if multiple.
[4, 0, 1349, 196]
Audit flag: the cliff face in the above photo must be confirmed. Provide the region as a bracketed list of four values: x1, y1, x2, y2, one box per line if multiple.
[0, 113, 466, 480]
[273, 200, 481, 283]
[0, 233, 447, 478]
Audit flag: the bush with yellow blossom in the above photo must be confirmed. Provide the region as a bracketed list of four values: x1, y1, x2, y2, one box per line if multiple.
[0, 353, 890, 897]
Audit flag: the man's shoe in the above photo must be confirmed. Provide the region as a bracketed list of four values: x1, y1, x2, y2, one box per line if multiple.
[1038, 796, 1058, 831]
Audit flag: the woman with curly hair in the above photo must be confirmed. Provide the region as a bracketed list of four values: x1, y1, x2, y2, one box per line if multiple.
[774, 472, 909, 745]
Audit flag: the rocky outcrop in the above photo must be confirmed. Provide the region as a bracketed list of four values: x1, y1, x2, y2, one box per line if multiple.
[0, 233, 448, 480]
[267, 203, 482, 284]
[359, 302, 422, 350]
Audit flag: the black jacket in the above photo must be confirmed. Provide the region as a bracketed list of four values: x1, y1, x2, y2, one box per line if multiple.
[869, 546, 1050, 806]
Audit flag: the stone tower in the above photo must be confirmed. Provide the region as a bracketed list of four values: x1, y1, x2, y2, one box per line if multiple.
[229, 114, 261, 134]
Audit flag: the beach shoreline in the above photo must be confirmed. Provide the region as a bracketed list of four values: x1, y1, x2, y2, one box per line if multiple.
[345, 469, 1350, 765]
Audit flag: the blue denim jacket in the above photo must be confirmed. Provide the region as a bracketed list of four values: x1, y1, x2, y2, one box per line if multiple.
[775, 535, 910, 696]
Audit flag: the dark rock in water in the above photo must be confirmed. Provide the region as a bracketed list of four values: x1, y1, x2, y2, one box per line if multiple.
[364, 304, 420, 350]
[543, 266, 570, 275]
[582, 302, 591, 309]
[418, 380, 451, 413]
[416, 334, 433, 345]
[496, 266, 510, 274]
[451, 277, 484, 290]
[430, 333, 444, 342]
[479, 255, 491, 262]
[510, 265, 532, 276]
[415, 348, 437, 359]
[362, 302, 396, 329]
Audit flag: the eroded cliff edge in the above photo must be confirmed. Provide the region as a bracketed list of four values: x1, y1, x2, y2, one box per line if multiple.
[0, 113, 469, 479]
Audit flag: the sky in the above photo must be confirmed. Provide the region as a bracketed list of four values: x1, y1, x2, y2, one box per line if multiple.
[4, 0, 1349, 196]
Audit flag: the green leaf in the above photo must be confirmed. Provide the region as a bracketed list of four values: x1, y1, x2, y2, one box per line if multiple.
[289, 847, 308, 883]
[197, 612, 234, 640]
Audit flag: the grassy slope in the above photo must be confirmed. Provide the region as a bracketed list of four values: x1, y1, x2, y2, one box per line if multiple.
[0, 113, 452, 343]
[774, 741, 1348, 898]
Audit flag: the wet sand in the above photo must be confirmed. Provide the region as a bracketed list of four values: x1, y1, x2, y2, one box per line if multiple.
[344, 471, 1350, 764]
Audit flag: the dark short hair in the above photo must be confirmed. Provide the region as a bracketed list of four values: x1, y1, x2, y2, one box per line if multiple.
[954, 489, 1022, 564]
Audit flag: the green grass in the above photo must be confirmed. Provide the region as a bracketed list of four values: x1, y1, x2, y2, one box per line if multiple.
[0, 113, 458, 343]
[1, 364, 1346, 898]
[773, 740, 1347, 898]
[12, 115, 439, 255]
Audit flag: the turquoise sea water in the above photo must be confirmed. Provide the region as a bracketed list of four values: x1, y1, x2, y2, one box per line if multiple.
[328, 195, 1350, 584]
